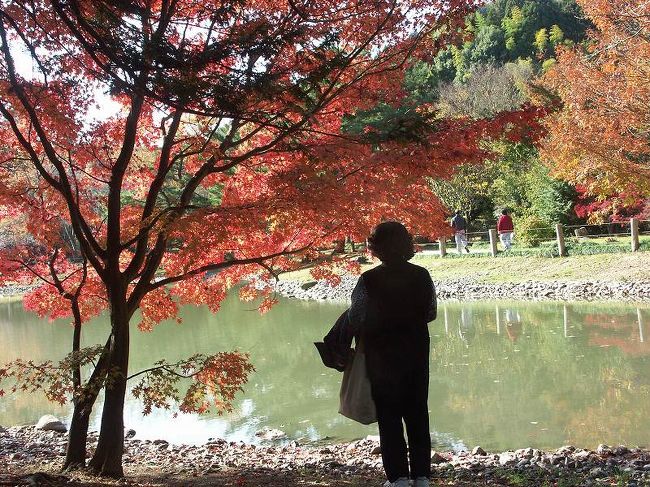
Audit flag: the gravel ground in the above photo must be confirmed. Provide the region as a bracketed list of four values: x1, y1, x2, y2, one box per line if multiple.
[2, 426, 650, 486]
[272, 275, 650, 303]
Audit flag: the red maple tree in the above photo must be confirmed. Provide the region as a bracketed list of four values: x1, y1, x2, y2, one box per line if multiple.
[0, 0, 538, 477]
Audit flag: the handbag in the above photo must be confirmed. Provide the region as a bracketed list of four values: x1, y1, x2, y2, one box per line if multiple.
[338, 342, 377, 425]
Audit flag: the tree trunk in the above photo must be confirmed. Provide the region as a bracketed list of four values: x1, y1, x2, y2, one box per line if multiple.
[88, 297, 130, 478]
[63, 336, 111, 471]
[63, 300, 87, 470]
[63, 400, 92, 470]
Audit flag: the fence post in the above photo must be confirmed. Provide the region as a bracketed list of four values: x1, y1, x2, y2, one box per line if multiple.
[488, 229, 498, 257]
[631, 218, 640, 252]
[556, 224, 567, 257]
[439, 237, 447, 257]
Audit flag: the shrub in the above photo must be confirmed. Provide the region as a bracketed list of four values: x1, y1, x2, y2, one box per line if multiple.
[515, 214, 555, 247]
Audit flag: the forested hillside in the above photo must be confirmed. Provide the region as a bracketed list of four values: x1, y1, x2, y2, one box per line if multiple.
[347, 0, 647, 237]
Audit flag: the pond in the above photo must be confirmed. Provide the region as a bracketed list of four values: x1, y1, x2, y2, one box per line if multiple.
[0, 294, 649, 452]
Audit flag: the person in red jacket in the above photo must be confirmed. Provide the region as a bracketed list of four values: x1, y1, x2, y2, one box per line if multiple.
[497, 209, 514, 250]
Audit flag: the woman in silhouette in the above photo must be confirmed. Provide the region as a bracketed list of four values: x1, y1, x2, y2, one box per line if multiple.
[349, 221, 436, 487]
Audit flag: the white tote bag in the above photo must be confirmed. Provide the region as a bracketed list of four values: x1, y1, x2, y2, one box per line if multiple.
[338, 347, 377, 425]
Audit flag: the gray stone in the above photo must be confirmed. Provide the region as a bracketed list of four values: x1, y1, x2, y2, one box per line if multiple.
[573, 450, 592, 461]
[370, 446, 381, 455]
[300, 281, 318, 291]
[431, 451, 447, 464]
[125, 428, 136, 439]
[613, 445, 630, 455]
[498, 453, 516, 466]
[35, 415, 66, 433]
[596, 444, 611, 455]
[515, 447, 534, 459]
[254, 427, 286, 441]
[471, 446, 486, 456]
[556, 445, 575, 455]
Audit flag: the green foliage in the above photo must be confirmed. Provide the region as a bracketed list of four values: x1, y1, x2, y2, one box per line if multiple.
[486, 142, 538, 211]
[429, 141, 577, 228]
[465, 25, 505, 70]
[535, 27, 549, 54]
[482, 142, 576, 225]
[525, 164, 576, 223]
[549, 24, 565, 44]
[341, 61, 442, 143]
[403, 61, 441, 103]
[429, 164, 494, 220]
[541, 57, 557, 72]
[432, 0, 589, 81]
[502, 6, 526, 54]
[341, 102, 432, 145]
[515, 214, 555, 247]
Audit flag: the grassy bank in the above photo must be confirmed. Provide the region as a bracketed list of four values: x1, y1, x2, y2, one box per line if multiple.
[280, 251, 650, 285]
[414, 251, 650, 283]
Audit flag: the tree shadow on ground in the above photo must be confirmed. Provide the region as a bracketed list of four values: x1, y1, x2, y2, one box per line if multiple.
[1, 469, 377, 487]
[1, 469, 511, 486]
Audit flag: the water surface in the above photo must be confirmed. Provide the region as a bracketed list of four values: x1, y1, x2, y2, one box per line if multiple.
[0, 295, 648, 451]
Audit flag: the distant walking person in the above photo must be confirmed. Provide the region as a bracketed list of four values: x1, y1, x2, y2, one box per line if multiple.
[349, 222, 437, 487]
[450, 210, 469, 254]
[497, 209, 514, 251]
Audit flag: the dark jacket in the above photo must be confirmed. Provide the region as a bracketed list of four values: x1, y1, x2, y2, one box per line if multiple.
[318, 311, 354, 372]
[451, 214, 467, 231]
[348, 262, 436, 389]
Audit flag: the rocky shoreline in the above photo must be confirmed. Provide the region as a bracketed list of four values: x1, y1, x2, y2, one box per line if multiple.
[3, 276, 650, 303]
[2, 425, 650, 486]
[274, 275, 650, 303]
[0, 284, 35, 299]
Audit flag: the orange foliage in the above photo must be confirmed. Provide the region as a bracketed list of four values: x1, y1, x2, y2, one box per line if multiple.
[541, 0, 650, 197]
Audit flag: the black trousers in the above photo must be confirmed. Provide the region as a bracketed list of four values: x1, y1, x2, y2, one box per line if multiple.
[371, 372, 431, 482]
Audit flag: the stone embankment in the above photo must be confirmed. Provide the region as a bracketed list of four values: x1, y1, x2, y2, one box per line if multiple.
[2, 425, 650, 486]
[0, 284, 35, 299]
[274, 276, 650, 302]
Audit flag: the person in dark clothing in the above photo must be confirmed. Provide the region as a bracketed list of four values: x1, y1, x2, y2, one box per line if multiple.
[450, 210, 469, 254]
[348, 221, 436, 487]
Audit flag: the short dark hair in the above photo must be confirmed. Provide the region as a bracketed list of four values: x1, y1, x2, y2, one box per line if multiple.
[367, 221, 415, 263]
[501, 209, 509, 215]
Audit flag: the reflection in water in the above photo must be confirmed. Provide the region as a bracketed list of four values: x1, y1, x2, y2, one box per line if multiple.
[639, 309, 645, 343]
[564, 305, 569, 338]
[495, 305, 501, 335]
[457, 308, 475, 345]
[504, 309, 522, 342]
[443, 306, 449, 335]
[0, 298, 649, 451]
